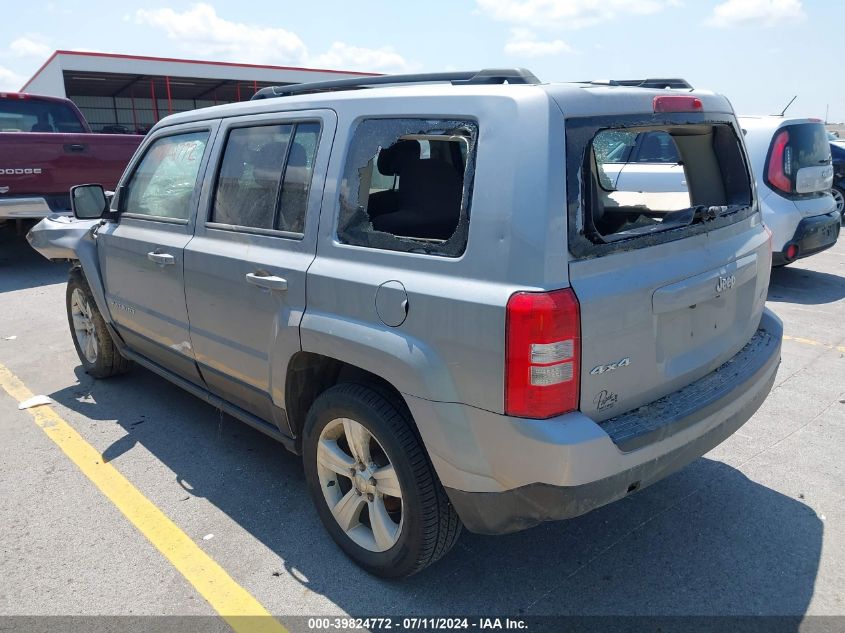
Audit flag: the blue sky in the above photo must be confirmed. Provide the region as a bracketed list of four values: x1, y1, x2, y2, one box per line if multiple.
[1, 0, 841, 121]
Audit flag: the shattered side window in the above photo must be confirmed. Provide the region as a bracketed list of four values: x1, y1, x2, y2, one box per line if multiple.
[123, 131, 209, 220]
[338, 118, 477, 257]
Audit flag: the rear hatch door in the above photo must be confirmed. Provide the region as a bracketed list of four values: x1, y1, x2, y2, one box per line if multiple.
[559, 96, 770, 421]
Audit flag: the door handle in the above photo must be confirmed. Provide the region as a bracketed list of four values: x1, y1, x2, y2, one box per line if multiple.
[147, 251, 175, 266]
[245, 272, 288, 291]
[64, 143, 86, 153]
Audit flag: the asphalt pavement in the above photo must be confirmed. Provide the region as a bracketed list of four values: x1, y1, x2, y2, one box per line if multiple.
[1, 224, 843, 624]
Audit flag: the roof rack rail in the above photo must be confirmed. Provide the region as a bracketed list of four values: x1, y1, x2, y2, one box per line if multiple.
[579, 78, 693, 89]
[251, 68, 541, 100]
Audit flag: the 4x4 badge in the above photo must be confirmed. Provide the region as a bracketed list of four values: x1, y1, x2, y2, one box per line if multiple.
[590, 357, 630, 375]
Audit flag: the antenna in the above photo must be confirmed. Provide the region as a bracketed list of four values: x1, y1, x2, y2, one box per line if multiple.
[779, 95, 797, 117]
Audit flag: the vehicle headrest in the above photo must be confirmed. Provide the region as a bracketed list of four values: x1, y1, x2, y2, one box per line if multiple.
[376, 139, 420, 176]
[288, 142, 308, 168]
[254, 141, 286, 170]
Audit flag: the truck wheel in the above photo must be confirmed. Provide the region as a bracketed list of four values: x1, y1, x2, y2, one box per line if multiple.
[66, 270, 131, 378]
[303, 383, 461, 578]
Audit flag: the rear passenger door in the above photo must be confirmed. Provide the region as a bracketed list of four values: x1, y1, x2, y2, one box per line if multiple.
[183, 111, 334, 433]
[97, 123, 217, 383]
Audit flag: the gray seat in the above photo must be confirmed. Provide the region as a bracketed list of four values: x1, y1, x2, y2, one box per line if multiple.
[367, 140, 419, 218]
[371, 140, 464, 240]
[216, 141, 285, 228]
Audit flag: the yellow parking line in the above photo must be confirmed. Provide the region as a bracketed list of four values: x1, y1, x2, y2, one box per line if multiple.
[0, 363, 287, 633]
[783, 334, 845, 354]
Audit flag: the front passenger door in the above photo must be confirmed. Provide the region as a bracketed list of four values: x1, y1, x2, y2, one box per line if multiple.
[97, 124, 217, 383]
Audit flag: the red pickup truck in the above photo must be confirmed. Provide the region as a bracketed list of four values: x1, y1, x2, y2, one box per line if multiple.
[0, 92, 142, 223]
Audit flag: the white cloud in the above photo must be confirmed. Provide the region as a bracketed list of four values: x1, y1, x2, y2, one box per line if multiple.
[9, 37, 52, 59]
[134, 3, 307, 64]
[309, 42, 410, 73]
[504, 29, 571, 57]
[477, 0, 678, 30]
[707, 0, 804, 28]
[66, 47, 106, 54]
[0, 64, 25, 91]
[133, 3, 411, 72]
[0, 36, 51, 90]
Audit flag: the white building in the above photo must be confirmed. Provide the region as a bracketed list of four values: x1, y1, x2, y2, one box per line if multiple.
[21, 50, 375, 133]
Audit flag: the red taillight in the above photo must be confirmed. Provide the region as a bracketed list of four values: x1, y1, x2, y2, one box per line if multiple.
[767, 130, 792, 193]
[652, 96, 703, 113]
[505, 288, 580, 419]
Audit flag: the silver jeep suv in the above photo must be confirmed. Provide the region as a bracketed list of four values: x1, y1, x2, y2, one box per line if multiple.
[28, 70, 783, 578]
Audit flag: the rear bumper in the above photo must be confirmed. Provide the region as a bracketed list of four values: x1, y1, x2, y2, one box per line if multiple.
[419, 309, 782, 535]
[772, 211, 839, 265]
[0, 196, 71, 220]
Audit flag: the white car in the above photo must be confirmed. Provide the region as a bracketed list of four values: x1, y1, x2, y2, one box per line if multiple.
[740, 116, 839, 265]
[598, 117, 840, 265]
[598, 129, 690, 212]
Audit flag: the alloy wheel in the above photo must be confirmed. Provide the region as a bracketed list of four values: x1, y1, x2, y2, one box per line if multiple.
[70, 288, 98, 363]
[316, 417, 403, 552]
[833, 188, 845, 219]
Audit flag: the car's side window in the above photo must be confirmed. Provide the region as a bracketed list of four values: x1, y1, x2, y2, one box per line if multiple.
[633, 131, 680, 164]
[338, 118, 477, 257]
[596, 130, 637, 164]
[210, 121, 320, 235]
[278, 122, 321, 234]
[123, 131, 210, 220]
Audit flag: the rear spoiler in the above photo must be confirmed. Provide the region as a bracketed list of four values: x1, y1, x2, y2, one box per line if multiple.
[578, 78, 693, 90]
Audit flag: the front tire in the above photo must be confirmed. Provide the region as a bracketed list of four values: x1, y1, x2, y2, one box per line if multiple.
[66, 270, 131, 378]
[303, 383, 461, 578]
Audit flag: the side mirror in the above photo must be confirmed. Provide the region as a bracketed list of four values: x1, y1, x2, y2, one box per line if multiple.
[71, 184, 109, 219]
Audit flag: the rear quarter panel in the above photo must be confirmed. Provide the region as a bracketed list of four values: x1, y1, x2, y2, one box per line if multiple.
[302, 87, 570, 411]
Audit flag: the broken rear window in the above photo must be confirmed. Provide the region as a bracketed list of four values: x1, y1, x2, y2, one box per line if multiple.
[584, 122, 753, 246]
[338, 118, 477, 257]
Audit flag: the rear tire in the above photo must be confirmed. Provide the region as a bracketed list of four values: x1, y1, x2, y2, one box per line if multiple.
[66, 270, 131, 378]
[302, 383, 461, 578]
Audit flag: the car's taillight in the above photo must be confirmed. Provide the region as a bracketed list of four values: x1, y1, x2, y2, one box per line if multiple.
[767, 130, 792, 193]
[505, 288, 580, 419]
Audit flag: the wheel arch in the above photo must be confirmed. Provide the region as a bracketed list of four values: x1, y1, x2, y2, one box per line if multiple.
[69, 226, 115, 329]
[285, 351, 412, 452]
